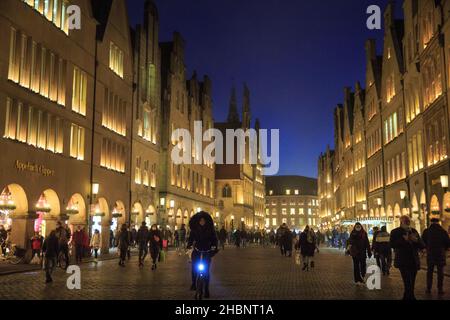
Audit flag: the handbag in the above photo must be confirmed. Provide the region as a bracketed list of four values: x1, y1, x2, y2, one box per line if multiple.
[295, 253, 301, 265]
[159, 250, 166, 262]
[162, 239, 168, 248]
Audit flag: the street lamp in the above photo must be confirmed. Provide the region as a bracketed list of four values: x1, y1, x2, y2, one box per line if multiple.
[92, 183, 99, 196]
[441, 175, 449, 192]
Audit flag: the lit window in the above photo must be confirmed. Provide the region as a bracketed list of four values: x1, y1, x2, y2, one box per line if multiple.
[109, 42, 124, 78]
[70, 124, 85, 160]
[72, 67, 87, 116]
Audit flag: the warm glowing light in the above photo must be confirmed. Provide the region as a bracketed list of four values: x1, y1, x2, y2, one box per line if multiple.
[92, 183, 100, 195]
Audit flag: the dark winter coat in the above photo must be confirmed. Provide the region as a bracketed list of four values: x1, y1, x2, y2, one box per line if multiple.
[148, 229, 163, 250]
[390, 227, 425, 270]
[374, 231, 391, 257]
[178, 228, 187, 242]
[117, 230, 130, 250]
[422, 223, 450, 266]
[348, 230, 371, 259]
[299, 231, 316, 257]
[136, 226, 149, 246]
[187, 226, 218, 252]
[281, 230, 293, 251]
[42, 234, 59, 258]
[219, 228, 227, 241]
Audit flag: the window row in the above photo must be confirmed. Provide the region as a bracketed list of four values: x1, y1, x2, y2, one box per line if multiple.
[355, 178, 366, 203]
[367, 128, 382, 158]
[422, 51, 443, 108]
[102, 88, 126, 136]
[407, 131, 424, 174]
[134, 157, 156, 188]
[137, 107, 157, 144]
[426, 118, 448, 166]
[368, 165, 383, 192]
[109, 42, 124, 78]
[385, 153, 406, 186]
[4, 97, 63, 154]
[100, 138, 126, 173]
[8, 28, 66, 106]
[170, 164, 214, 198]
[384, 111, 403, 144]
[23, 0, 70, 34]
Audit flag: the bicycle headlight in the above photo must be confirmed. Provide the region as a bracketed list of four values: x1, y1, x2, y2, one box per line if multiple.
[197, 263, 205, 272]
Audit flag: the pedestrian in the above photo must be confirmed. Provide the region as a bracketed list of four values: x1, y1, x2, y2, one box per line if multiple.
[234, 229, 241, 248]
[178, 224, 187, 255]
[0, 225, 7, 256]
[42, 230, 59, 283]
[131, 227, 137, 248]
[126, 225, 132, 260]
[375, 225, 392, 275]
[422, 216, 450, 295]
[109, 229, 114, 248]
[218, 226, 227, 250]
[299, 225, 316, 271]
[390, 215, 425, 300]
[118, 224, 130, 267]
[30, 231, 44, 264]
[73, 225, 85, 264]
[136, 221, 149, 267]
[372, 226, 381, 268]
[281, 226, 293, 257]
[347, 222, 372, 286]
[148, 224, 162, 270]
[55, 221, 70, 268]
[90, 229, 101, 263]
[241, 228, 248, 248]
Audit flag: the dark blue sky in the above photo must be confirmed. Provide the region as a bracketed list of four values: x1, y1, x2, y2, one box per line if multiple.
[126, 0, 401, 178]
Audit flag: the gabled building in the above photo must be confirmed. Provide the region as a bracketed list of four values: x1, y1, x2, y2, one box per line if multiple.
[130, 0, 161, 228]
[159, 33, 215, 231]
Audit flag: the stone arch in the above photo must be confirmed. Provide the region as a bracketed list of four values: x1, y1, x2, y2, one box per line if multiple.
[443, 192, 450, 211]
[113, 200, 126, 227]
[39, 189, 60, 216]
[175, 208, 183, 226]
[419, 190, 426, 207]
[145, 204, 156, 226]
[1, 184, 28, 215]
[387, 205, 393, 217]
[132, 202, 144, 228]
[369, 209, 374, 218]
[430, 195, 440, 214]
[67, 193, 86, 225]
[375, 208, 380, 217]
[380, 207, 386, 217]
[411, 194, 419, 213]
[394, 203, 401, 217]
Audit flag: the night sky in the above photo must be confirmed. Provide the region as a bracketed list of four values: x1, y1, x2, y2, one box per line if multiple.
[126, 0, 402, 178]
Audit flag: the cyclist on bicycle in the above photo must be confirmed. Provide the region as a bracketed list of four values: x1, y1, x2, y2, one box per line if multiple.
[187, 211, 218, 298]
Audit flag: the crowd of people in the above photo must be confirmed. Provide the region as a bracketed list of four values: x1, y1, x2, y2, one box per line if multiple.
[2, 211, 449, 300]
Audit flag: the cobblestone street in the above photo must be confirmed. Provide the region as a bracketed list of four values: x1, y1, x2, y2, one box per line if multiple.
[0, 247, 448, 300]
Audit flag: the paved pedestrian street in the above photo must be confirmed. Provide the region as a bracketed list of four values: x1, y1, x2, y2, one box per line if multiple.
[0, 247, 448, 300]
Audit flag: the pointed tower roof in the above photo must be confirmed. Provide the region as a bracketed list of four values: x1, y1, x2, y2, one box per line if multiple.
[227, 87, 240, 124]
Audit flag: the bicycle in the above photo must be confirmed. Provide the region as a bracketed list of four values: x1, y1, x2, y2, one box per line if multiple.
[0, 242, 27, 265]
[193, 248, 215, 300]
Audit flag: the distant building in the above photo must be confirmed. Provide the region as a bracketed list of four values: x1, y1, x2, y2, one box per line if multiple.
[265, 176, 318, 231]
[215, 86, 266, 231]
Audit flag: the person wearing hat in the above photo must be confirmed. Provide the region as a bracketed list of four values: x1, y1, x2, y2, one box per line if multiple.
[390, 215, 425, 300]
[136, 221, 150, 267]
[422, 215, 450, 295]
[187, 211, 218, 298]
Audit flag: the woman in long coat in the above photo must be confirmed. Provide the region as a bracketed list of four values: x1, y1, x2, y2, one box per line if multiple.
[299, 226, 316, 271]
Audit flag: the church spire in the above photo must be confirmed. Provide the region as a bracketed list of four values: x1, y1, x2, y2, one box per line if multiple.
[242, 83, 251, 129]
[227, 87, 240, 124]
